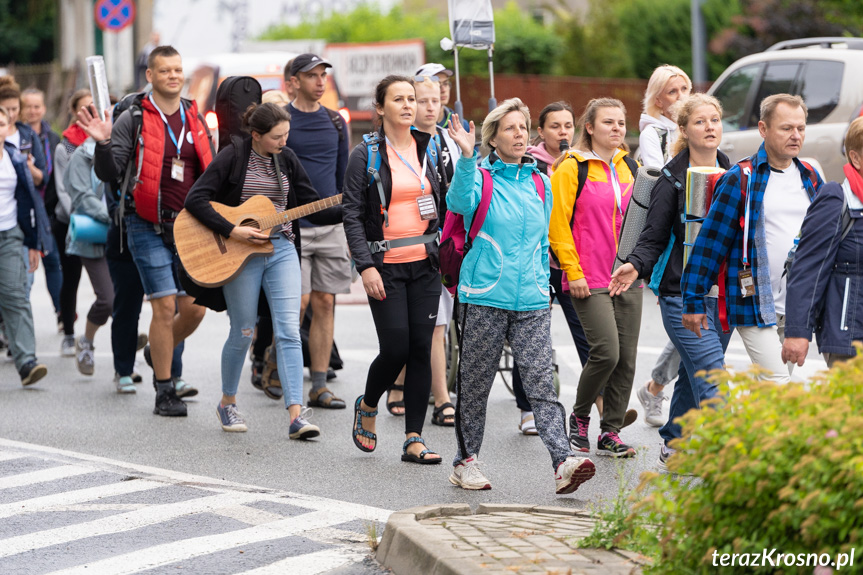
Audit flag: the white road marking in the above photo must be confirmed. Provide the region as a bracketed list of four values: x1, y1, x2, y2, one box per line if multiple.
[0, 490, 271, 558]
[0, 479, 163, 519]
[0, 465, 94, 490]
[236, 547, 368, 575]
[0, 439, 390, 574]
[43, 509, 372, 575]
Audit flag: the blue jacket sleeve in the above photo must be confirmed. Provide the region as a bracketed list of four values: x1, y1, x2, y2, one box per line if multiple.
[784, 182, 845, 340]
[445, 151, 481, 220]
[681, 167, 743, 315]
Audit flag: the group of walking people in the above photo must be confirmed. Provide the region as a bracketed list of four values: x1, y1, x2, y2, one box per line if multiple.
[4, 49, 861, 497]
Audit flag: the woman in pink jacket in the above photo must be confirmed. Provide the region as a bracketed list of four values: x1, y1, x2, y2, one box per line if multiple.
[549, 98, 641, 459]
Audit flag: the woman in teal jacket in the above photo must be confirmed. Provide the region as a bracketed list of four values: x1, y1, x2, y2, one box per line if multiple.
[446, 98, 595, 495]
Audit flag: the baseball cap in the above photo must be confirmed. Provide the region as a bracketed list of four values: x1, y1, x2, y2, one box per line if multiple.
[290, 53, 332, 77]
[415, 63, 453, 78]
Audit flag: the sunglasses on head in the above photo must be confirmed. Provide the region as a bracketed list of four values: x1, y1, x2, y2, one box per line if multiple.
[415, 75, 440, 83]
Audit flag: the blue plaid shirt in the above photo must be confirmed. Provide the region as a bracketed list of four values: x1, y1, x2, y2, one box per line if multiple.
[681, 143, 822, 327]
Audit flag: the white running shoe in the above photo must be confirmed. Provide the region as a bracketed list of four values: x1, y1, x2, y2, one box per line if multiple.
[449, 455, 491, 490]
[555, 456, 596, 494]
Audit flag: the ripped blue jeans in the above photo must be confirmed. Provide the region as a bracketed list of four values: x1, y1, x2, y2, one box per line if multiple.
[221, 237, 303, 407]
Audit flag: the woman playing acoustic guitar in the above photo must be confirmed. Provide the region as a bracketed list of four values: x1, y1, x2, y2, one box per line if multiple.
[185, 102, 339, 438]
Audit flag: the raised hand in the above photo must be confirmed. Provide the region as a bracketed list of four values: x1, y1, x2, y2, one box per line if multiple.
[447, 114, 476, 158]
[76, 103, 113, 143]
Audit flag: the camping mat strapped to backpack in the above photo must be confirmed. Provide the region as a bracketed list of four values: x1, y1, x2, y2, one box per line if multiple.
[613, 165, 660, 273]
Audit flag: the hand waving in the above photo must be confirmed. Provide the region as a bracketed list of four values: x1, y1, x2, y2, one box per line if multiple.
[447, 114, 476, 158]
[77, 103, 113, 143]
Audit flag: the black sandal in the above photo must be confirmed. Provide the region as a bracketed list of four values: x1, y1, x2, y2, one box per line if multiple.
[431, 402, 455, 426]
[386, 384, 405, 416]
[401, 436, 441, 464]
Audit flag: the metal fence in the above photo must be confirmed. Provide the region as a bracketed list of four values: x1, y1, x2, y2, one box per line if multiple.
[459, 74, 650, 132]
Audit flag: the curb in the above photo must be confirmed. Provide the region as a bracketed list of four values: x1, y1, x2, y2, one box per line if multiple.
[376, 504, 646, 575]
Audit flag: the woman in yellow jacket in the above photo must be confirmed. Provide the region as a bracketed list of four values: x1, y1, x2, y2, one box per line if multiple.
[549, 98, 641, 458]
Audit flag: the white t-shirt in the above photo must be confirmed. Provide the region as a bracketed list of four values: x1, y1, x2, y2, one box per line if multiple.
[762, 165, 811, 314]
[0, 151, 18, 232]
[5, 130, 21, 152]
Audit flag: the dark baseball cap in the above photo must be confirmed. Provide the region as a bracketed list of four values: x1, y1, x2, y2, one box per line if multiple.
[290, 53, 332, 77]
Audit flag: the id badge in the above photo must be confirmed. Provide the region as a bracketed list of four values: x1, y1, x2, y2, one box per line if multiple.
[416, 195, 438, 221]
[171, 157, 185, 182]
[738, 268, 755, 298]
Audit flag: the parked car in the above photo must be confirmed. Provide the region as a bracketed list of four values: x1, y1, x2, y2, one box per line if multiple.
[707, 37, 863, 181]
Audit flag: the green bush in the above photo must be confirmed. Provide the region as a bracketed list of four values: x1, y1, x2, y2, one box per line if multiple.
[626, 360, 863, 573]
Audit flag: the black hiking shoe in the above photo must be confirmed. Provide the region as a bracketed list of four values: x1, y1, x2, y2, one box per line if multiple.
[154, 386, 187, 417]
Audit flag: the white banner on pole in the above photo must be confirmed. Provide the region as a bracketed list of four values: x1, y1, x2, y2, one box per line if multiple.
[448, 0, 495, 48]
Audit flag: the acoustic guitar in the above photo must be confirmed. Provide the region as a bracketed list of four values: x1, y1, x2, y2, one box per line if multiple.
[175, 194, 342, 287]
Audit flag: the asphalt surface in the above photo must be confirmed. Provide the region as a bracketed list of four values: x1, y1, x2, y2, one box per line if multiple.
[2, 273, 827, 516]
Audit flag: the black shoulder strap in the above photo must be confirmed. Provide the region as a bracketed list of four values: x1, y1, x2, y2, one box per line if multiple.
[622, 155, 639, 181]
[576, 158, 588, 198]
[325, 108, 345, 143]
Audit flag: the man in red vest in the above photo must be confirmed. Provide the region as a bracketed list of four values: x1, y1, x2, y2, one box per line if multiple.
[79, 46, 213, 417]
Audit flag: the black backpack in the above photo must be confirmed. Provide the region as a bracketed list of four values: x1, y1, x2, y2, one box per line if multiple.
[215, 76, 262, 152]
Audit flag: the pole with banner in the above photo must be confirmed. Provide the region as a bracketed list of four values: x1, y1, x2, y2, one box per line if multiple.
[445, 0, 495, 117]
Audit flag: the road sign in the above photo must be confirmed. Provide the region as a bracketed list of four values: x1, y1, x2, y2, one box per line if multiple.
[94, 0, 136, 32]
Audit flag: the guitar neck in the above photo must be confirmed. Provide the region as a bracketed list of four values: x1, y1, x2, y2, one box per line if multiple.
[259, 194, 342, 230]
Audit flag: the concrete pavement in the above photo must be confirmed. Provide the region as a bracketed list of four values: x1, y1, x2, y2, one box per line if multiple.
[377, 504, 648, 575]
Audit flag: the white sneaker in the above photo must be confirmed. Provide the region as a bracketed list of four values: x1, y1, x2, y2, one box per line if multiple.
[449, 456, 491, 490]
[75, 337, 95, 376]
[555, 456, 596, 494]
[519, 410, 538, 435]
[61, 335, 76, 357]
[637, 383, 667, 427]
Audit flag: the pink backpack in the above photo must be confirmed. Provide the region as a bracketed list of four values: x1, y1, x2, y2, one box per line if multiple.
[439, 168, 545, 294]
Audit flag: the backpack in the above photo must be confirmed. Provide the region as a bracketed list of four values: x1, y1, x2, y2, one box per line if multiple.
[362, 131, 442, 256]
[111, 92, 146, 231]
[635, 126, 668, 165]
[325, 107, 346, 144]
[439, 168, 545, 291]
[215, 76, 262, 152]
[363, 130, 439, 226]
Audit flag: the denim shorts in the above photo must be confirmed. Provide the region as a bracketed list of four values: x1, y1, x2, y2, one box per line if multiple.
[125, 214, 185, 299]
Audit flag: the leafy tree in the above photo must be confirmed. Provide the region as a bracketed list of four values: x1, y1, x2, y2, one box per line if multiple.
[259, 2, 563, 76]
[711, 0, 860, 62]
[0, 0, 56, 64]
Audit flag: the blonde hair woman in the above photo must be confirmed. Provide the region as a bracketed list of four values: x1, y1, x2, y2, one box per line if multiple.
[638, 65, 692, 168]
[445, 98, 596, 493]
[611, 93, 732, 468]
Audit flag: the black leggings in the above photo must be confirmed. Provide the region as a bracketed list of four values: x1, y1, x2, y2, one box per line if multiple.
[364, 260, 440, 436]
[53, 220, 82, 336]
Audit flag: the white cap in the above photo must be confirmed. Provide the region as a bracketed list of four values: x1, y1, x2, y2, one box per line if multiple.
[415, 63, 453, 78]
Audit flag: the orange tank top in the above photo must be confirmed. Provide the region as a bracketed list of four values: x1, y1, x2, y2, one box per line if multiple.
[383, 138, 432, 264]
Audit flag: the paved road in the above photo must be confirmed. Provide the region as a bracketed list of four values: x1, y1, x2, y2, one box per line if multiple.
[1, 273, 827, 572]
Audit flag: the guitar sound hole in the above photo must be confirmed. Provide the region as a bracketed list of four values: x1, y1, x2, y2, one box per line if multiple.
[239, 219, 260, 230]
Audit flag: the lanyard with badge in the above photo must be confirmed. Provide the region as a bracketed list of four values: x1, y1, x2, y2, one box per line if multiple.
[387, 137, 437, 221]
[605, 156, 623, 213]
[149, 94, 186, 182]
[739, 167, 755, 297]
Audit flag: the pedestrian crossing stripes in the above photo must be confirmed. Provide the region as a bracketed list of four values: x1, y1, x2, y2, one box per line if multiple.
[0, 438, 390, 575]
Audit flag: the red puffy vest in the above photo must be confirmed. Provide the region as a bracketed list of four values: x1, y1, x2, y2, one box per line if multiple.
[133, 98, 213, 223]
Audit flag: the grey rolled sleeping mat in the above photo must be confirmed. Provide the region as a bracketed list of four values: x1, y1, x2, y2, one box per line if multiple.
[613, 166, 662, 273]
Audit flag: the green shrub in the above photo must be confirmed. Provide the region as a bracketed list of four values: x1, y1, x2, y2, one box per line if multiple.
[626, 360, 863, 573]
